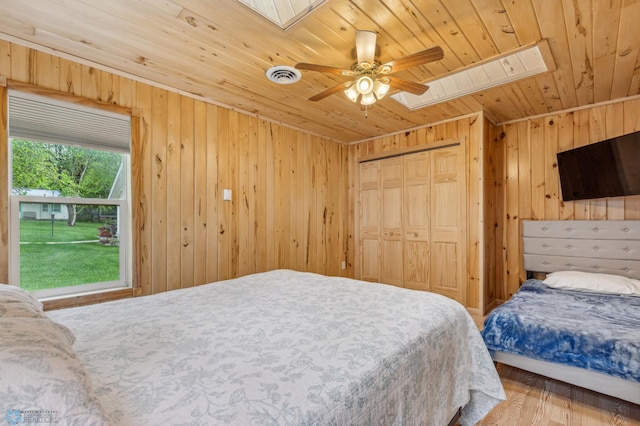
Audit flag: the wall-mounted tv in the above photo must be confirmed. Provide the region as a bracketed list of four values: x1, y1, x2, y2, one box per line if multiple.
[556, 130, 640, 201]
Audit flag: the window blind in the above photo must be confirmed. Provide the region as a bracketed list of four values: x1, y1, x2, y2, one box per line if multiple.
[8, 90, 130, 153]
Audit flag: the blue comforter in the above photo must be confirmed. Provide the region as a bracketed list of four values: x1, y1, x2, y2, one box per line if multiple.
[482, 279, 640, 382]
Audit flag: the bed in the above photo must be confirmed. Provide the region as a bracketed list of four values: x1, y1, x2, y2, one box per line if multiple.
[482, 220, 640, 405]
[1, 269, 505, 425]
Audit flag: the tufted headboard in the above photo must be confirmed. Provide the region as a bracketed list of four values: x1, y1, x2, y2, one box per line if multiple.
[522, 220, 640, 280]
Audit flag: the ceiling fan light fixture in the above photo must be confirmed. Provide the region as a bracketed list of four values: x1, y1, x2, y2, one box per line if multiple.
[344, 83, 360, 103]
[356, 76, 374, 95]
[360, 92, 376, 106]
[373, 79, 390, 100]
[296, 28, 443, 109]
[345, 76, 388, 105]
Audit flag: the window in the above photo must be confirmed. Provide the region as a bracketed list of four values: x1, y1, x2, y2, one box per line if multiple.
[8, 90, 131, 299]
[40, 204, 61, 214]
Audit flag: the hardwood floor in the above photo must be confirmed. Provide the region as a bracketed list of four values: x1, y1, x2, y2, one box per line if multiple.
[477, 364, 640, 426]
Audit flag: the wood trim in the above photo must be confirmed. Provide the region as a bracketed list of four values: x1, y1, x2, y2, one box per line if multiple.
[357, 137, 463, 163]
[348, 113, 482, 145]
[42, 287, 135, 311]
[0, 85, 7, 283]
[351, 146, 361, 280]
[130, 115, 143, 291]
[497, 92, 640, 126]
[7, 79, 133, 116]
[536, 38, 557, 73]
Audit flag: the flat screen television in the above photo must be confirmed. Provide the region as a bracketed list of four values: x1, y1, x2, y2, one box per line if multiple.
[556, 131, 640, 201]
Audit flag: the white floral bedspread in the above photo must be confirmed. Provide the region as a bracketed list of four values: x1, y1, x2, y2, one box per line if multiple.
[49, 270, 505, 425]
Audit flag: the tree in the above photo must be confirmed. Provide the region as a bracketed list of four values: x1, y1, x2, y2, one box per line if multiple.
[10, 140, 58, 194]
[11, 139, 122, 225]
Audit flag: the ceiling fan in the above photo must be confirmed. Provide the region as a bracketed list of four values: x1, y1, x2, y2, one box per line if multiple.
[296, 30, 444, 106]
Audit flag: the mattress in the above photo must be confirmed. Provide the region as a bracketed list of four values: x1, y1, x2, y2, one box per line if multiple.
[482, 279, 640, 382]
[48, 269, 505, 425]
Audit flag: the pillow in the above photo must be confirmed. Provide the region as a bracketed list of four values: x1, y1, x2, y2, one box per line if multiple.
[0, 318, 109, 425]
[543, 271, 640, 296]
[0, 284, 45, 318]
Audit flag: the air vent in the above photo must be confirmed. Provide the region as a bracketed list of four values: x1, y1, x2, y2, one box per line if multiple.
[266, 66, 301, 84]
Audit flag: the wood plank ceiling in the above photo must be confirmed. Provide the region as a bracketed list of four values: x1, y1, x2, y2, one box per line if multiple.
[0, 0, 638, 143]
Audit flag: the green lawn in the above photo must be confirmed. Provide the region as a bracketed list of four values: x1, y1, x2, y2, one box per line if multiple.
[20, 220, 119, 291]
[20, 220, 101, 242]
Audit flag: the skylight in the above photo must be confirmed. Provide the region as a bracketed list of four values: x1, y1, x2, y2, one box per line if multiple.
[234, 0, 327, 30]
[392, 41, 556, 110]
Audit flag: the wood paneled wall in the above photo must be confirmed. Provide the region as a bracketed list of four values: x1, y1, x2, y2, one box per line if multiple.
[0, 40, 349, 297]
[347, 114, 495, 315]
[6, 39, 639, 314]
[494, 98, 640, 300]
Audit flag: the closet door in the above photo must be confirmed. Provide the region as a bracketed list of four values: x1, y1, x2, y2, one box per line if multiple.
[380, 157, 403, 287]
[359, 161, 381, 282]
[429, 146, 466, 303]
[403, 152, 430, 291]
[357, 144, 466, 303]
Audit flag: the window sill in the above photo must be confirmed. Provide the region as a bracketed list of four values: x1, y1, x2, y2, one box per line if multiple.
[42, 287, 139, 311]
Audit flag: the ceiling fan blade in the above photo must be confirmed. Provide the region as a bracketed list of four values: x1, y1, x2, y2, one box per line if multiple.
[380, 46, 444, 73]
[295, 63, 354, 76]
[309, 81, 351, 101]
[387, 77, 429, 95]
[355, 30, 377, 64]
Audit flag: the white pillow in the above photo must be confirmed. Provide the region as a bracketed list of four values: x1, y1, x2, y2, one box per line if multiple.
[543, 271, 640, 296]
[0, 284, 45, 318]
[0, 318, 109, 424]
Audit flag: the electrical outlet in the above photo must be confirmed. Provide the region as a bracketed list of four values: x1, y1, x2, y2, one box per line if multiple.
[223, 189, 232, 201]
[341, 261, 346, 270]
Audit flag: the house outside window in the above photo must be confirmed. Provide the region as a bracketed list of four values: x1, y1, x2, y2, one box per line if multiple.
[7, 90, 131, 299]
